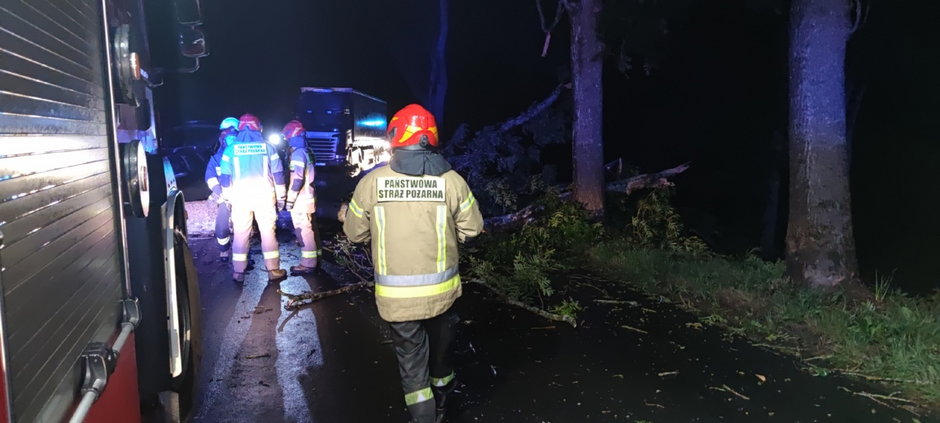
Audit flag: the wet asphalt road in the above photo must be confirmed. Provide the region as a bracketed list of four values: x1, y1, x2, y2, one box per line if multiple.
[183, 167, 931, 422]
[186, 226, 930, 423]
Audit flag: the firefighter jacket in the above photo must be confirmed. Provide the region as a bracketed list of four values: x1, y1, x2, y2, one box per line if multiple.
[219, 130, 285, 202]
[343, 164, 484, 322]
[204, 146, 224, 197]
[287, 146, 316, 213]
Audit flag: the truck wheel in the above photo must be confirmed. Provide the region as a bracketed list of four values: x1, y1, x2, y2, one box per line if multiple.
[169, 229, 202, 420]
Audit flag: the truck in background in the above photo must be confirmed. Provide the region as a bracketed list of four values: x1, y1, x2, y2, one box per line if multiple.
[295, 87, 389, 176]
[0, 0, 207, 421]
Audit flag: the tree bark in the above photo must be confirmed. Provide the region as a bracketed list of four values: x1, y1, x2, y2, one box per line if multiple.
[786, 0, 859, 289]
[568, 0, 605, 215]
[428, 0, 449, 124]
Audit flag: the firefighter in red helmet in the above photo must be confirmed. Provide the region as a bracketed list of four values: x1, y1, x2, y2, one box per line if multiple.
[220, 113, 287, 282]
[281, 120, 322, 274]
[344, 104, 483, 423]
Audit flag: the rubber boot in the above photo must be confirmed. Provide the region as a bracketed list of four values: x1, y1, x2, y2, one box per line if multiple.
[290, 264, 317, 275]
[268, 268, 287, 282]
[432, 380, 456, 422]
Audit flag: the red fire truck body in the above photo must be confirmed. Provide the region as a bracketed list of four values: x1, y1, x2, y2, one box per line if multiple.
[0, 0, 206, 421]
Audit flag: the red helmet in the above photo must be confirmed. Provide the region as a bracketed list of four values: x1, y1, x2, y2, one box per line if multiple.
[387, 104, 438, 149]
[281, 120, 305, 139]
[238, 113, 262, 131]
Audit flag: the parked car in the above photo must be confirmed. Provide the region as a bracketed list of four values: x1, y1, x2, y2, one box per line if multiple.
[161, 120, 219, 200]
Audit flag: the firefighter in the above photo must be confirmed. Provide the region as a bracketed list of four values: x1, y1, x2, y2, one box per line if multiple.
[281, 120, 322, 274]
[220, 113, 288, 283]
[206, 117, 240, 261]
[343, 104, 483, 423]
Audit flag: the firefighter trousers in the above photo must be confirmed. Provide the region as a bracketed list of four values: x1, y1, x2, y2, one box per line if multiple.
[215, 201, 232, 251]
[230, 201, 279, 273]
[289, 208, 321, 268]
[388, 307, 459, 423]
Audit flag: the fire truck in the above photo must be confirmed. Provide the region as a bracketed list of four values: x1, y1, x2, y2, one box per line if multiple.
[294, 87, 389, 177]
[0, 0, 206, 421]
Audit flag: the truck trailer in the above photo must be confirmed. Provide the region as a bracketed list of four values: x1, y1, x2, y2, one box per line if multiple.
[0, 0, 207, 421]
[294, 87, 389, 176]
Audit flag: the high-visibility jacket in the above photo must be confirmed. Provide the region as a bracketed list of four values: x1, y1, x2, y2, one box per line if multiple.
[344, 164, 484, 322]
[287, 146, 316, 213]
[204, 146, 224, 195]
[219, 130, 285, 202]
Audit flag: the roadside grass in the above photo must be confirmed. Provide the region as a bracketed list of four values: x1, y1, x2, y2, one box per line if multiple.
[588, 242, 940, 406]
[468, 190, 940, 409]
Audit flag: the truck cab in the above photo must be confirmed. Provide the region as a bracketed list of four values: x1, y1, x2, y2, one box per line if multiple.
[295, 87, 389, 176]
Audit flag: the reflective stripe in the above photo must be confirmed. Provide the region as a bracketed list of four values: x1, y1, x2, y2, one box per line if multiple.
[375, 274, 460, 299]
[233, 157, 241, 180]
[404, 387, 433, 406]
[348, 199, 364, 218]
[216, 166, 222, 175]
[271, 153, 279, 161]
[375, 206, 387, 275]
[221, 155, 230, 162]
[290, 160, 305, 169]
[232, 253, 248, 262]
[375, 265, 458, 287]
[460, 193, 476, 212]
[431, 372, 455, 388]
[301, 250, 319, 258]
[436, 205, 446, 272]
[207, 177, 220, 189]
[263, 250, 280, 259]
[217, 236, 231, 245]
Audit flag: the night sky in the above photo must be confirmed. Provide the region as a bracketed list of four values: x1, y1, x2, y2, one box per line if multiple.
[150, 0, 939, 292]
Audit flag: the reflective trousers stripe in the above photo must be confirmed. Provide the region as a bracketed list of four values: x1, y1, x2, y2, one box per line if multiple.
[301, 250, 319, 258]
[404, 387, 433, 406]
[431, 372, 455, 388]
[263, 250, 280, 259]
[207, 177, 220, 189]
[232, 253, 248, 262]
[217, 236, 231, 245]
[375, 274, 460, 299]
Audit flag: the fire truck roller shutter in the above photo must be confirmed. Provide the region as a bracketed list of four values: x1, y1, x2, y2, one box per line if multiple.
[0, 0, 127, 420]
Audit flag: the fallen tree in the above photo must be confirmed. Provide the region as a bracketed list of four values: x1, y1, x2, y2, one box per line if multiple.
[484, 161, 692, 231]
[277, 238, 578, 327]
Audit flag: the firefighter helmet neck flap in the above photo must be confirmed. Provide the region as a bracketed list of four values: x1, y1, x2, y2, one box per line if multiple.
[238, 113, 262, 132]
[387, 104, 451, 177]
[218, 127, 237, 149]
[282, 120, 307, 149]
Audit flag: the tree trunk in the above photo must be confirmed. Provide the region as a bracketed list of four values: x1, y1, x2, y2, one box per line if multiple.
[428, 0, 449, 124]
[568, 0, 605, 215]
[786, 0, 859, 289]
